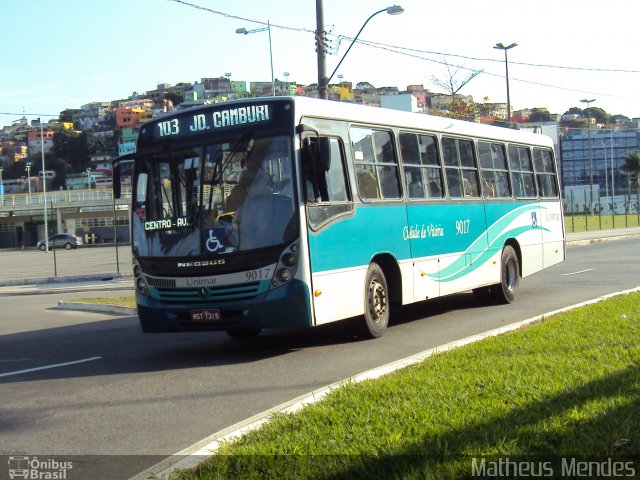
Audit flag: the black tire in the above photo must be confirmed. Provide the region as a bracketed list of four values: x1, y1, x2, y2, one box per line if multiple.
[226, 327, 261, 340]
[492, 245, 520, 304]
[64, 243, 72, 250]
[39, 244, 46, 251]
[360, 262, 389, 338]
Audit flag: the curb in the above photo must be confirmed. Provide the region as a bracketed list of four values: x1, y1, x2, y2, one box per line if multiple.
[566, 232, 640, 246]
[0, 272, 123, 288]
[57, 301, 136, 315]
[131, 286, 640, 480]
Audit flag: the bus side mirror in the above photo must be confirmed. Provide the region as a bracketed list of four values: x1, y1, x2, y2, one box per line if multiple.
[112, 154, 134, 199]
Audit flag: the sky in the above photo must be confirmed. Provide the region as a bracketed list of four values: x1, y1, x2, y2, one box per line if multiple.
[2, 0, 640, 127]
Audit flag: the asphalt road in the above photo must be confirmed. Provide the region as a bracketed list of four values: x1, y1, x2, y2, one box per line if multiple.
[1, 239, 639, 479]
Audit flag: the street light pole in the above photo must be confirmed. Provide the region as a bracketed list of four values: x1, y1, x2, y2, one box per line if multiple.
[319, 4, 404, 99]
[494, 42, 517, 124]
[26, 162, 32, 203]
[581, 98, 596, 214]
[0, 167, 4, 207]
[236, 21, 275, 96]
[41, 122, 49, 252]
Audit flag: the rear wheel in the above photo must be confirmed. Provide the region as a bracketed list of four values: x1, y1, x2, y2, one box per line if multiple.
[493, 245, 520, 304]
[39, 244, 46, 251]
[360, 262, 389, 338]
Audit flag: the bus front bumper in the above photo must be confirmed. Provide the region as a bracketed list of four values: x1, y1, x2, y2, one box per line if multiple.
[136, 279, 312, 333]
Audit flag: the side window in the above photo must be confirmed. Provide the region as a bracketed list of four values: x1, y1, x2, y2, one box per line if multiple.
[442, 137, 480, 198]
[478, 141, 511, 198]
[351, 126, 401, 200]
[305, 136, 353, 229]
[533, 148, 559, 198]
[399, 132, 443, 199]
[508, 145, 536, 198]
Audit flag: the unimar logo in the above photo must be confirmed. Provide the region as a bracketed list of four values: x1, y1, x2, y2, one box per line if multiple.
[7, 456, 73, 479]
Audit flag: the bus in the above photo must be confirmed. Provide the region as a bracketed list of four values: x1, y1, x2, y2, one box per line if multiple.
[113, 96, 565, 339]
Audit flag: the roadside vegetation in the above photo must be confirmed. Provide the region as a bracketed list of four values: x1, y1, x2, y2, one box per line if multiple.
[72, 295, 135, 307]
[565, 213, 640, 233]
[169, 292, 640, 480]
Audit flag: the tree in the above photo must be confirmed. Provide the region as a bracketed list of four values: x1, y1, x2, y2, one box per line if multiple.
[621, 150, 640, 187]
[611, 114, 630, 124]
[355, 81, 375, 91]
[529, 110, 553, 123]
[164, 90, 183, 106]
[430, 56, 482, 104]
[51, 128, 91, 176]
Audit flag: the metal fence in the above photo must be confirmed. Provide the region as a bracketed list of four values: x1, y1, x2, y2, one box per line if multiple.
[564, 185, 640, 232]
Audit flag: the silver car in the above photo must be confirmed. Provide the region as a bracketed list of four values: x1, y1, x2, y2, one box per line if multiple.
[37, 233, 83, 251]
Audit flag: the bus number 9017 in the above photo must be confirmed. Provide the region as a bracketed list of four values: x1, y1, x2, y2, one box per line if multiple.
[246, 268, 272, 281]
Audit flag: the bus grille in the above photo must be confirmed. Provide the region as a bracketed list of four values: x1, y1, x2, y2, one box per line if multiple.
[153, 282, 262, 303]
[145, 276, 177, 288]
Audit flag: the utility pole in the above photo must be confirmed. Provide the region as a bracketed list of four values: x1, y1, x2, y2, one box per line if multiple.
[316, 0, 327, 99]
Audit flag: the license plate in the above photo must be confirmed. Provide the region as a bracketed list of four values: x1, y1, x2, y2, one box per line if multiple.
[191, 309, 221, 321]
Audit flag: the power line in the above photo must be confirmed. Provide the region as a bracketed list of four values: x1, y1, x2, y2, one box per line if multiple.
[342, 38, 640, 74]
[0, 112, 59, 117]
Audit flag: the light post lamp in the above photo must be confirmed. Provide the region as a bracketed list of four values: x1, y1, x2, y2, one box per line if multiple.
[493, 42, 517, 124]
[236, 21, 275, 96]
[317, 4, 404, 99]
[25, 162, 32, 203]
[85, 168, 92, 190]
[581, 98, 596, 214]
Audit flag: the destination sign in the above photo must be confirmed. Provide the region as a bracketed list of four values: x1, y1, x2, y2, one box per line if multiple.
[144, 217, 190, 231]
[149, 104, 272, 140]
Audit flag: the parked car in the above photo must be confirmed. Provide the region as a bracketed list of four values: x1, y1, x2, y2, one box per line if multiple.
[37, 234, 83, 251]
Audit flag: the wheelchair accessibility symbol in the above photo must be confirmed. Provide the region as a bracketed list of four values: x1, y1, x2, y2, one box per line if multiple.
[205, 228, 225, 253]
[531, 212, 538, 228]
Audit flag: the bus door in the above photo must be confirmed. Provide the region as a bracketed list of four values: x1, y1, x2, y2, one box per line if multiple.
[303, 135, 362, 325]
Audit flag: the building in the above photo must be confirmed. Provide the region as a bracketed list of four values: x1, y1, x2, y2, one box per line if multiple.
[381, 93, 418, 112]
[114, 107, 152, 130]
[76, 102, 112, 130]
[27, 129, 55, 155]
[559, 127, 640, 200]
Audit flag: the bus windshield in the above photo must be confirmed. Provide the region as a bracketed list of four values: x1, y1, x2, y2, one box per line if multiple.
[132, 134, 296, 258]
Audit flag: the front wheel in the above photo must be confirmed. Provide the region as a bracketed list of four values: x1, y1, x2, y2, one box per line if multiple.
[360, 262, 389, 338]
[493, 245, 520, 304]
[39, 244, 46, 251]
[64, 243, 72, 250]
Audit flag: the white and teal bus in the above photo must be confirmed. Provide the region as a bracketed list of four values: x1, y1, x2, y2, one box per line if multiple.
[113, 96, 565, 339]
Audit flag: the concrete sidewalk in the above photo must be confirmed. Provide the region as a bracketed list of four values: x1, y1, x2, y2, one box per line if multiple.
[0, 227, 638, 298]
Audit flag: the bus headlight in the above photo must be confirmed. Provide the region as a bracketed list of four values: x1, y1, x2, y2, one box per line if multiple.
[269, 241, 300, 290]
[282, 253, 297, 267]
[133, 260, 150, 296]
[276, 268, 292, 283]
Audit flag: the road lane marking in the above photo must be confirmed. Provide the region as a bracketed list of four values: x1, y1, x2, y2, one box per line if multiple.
[0, 356, 102, 378]
[563, 268, 594, 276]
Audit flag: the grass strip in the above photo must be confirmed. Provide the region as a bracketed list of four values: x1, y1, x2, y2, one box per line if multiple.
[72, 295, 136, 307]
[173, 292, 640, 480]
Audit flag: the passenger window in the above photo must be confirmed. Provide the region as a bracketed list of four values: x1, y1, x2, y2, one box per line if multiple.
[351, 126, 401, 200]
[442, 137, 480, 198]
[399, 132, 443, 199]
[508, 145, 536, 198]
[533, 148, 559, 198]
[304, 137, 353, 229]
[478, 141, 511, 198]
